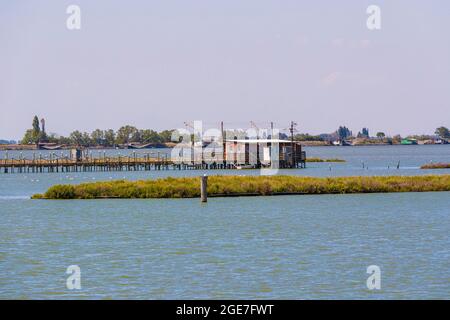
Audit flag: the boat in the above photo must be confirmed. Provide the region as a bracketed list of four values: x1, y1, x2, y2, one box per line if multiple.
[435, 139, 448, 145]
[332, 140, 351, 146]
[38, 143, 63, 150]
[401, 139, 418, 145]
[126, 142, 166, 149]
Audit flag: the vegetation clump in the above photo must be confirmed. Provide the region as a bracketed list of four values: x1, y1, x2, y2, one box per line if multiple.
[32, 175, 450, 200]
[421, 163, 450, 169]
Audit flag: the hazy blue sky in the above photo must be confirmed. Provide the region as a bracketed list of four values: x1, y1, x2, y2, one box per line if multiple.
[1, 0, 449, 140]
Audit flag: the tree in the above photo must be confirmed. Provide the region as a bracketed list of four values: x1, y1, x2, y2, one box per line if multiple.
[116, 125, 139, 144]
[21, 129, 35, 144]
[46, 133, 60, 144]
[58, 135, 72, 145]
[357, 128, 370, 138]
[104, 129, 116, 147]
[159, 130, 175, 143]
[376, 132, 385, 139]
[130, 129, 141, 143]
[69, 130, 84, 146]
[294, 133, 324, 141]
[31, 116, 41, 143]
[337, 126, 352, 140]
[39, 130, 48, 142]
[20, 116, 42, 144]
[435, 126, 449, 139]
[32, 116, 40, 135]
[81, 132, 92, 146]
[91, 129, 105, 146]
[362, 128, 369, 137]
[140, 129, 161, 143]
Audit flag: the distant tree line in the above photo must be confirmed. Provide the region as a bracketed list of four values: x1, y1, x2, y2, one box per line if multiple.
[294, 125, 450, 143]
[21, 116, 174, 147]
[19, 116, 449, 146]
[357, 127, 370, 138]
[294, 133, 325, 141]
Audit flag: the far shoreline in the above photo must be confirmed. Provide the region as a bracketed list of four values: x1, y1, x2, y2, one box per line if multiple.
[1, 142, 449, 151]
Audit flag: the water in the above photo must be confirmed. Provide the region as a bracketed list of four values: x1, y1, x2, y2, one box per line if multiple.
[1, 145, 450, 178]
[0, 145, 449, 299]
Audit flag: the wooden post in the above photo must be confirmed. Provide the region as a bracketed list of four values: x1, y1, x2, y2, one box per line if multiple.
[221, 121, 226, 167]
[201, 175, 208, 203]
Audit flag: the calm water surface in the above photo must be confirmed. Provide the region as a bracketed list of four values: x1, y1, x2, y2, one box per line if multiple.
[0, 145, 449, 299]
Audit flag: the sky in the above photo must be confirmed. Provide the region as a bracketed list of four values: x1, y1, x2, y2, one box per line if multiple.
[1, 0, 449, 140]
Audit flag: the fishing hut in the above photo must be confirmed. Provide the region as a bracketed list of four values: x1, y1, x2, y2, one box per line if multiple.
[70, 148, 83, 162]
[224, 139, 306, 169]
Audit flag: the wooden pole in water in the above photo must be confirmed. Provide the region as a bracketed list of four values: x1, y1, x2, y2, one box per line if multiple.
[201, 175, 208, 203]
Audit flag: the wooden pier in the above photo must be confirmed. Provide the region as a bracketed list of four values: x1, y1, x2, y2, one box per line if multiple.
[0, 155, 225, 174]
[0, 151, 306, 174]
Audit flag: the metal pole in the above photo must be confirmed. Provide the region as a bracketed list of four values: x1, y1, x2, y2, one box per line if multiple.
[290, 121, 295, 168]
[221, 121, 226, 167]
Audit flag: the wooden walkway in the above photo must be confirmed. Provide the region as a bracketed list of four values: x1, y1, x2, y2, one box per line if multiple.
[0, 157, 226, 173]
[0, 152, 306, 174]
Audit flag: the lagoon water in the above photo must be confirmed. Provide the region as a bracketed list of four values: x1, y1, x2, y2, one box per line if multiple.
[0, 145, 449, 299]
